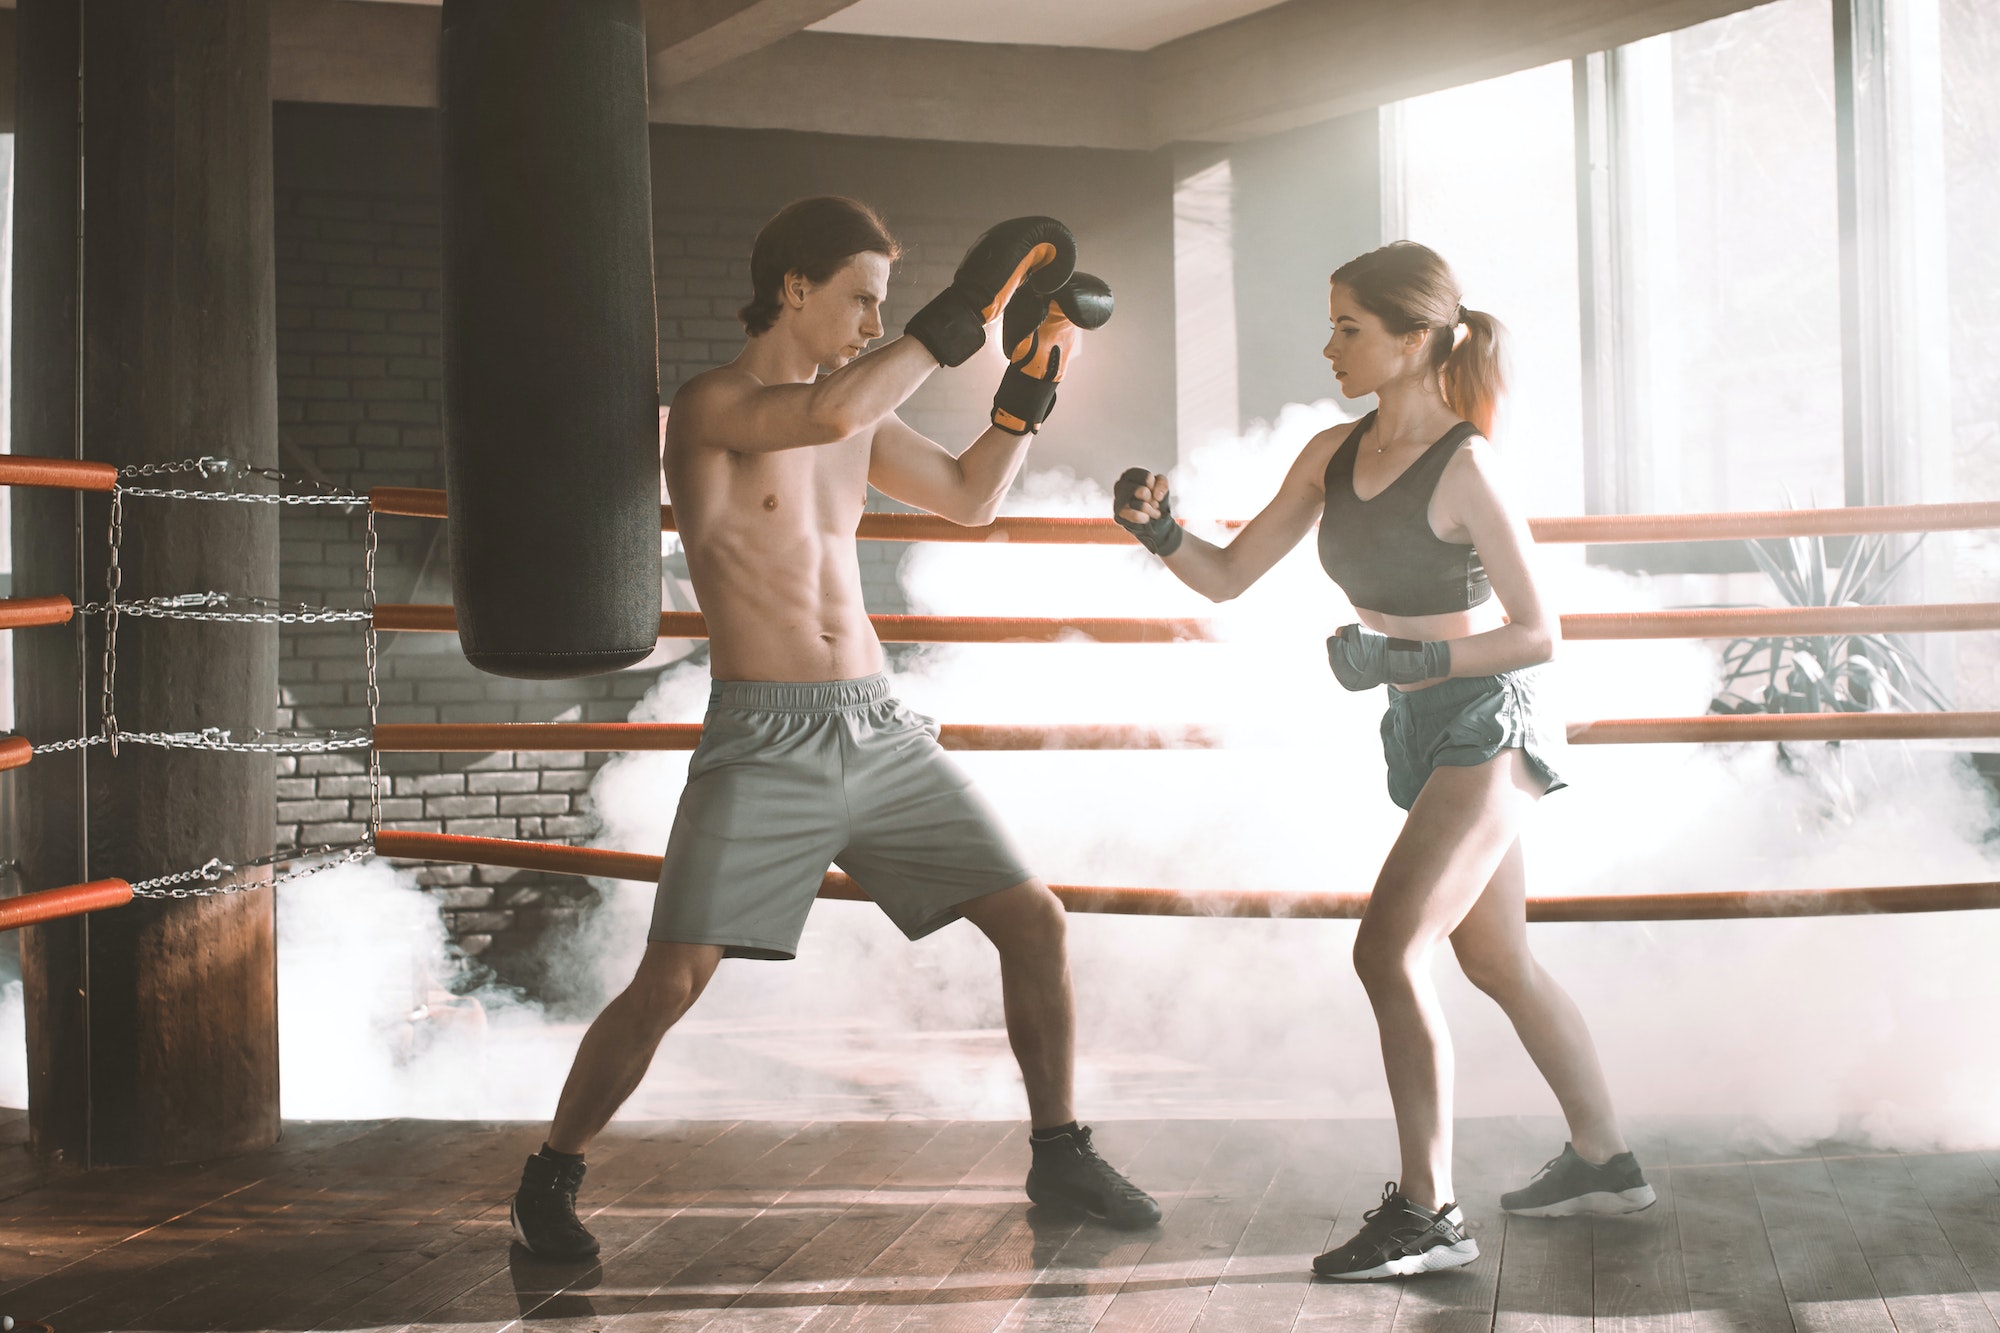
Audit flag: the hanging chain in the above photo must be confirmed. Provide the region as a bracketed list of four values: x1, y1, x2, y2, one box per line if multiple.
[363, 508, 383, 836]
[127, 840, 375, 900]
[116, 455, 365, 507]
[75, 591, 371, 625]
[100, 484, 124, 755]
[32, 727, 370, 757]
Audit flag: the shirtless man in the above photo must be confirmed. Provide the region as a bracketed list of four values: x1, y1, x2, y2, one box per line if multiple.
[509, 197, 1158, 1259]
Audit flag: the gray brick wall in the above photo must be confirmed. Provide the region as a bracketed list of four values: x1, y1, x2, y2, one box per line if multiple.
[270, 105, 1176, 991]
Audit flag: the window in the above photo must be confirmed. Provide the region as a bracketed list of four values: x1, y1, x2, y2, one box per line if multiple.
[1392, 61, 1585, 519]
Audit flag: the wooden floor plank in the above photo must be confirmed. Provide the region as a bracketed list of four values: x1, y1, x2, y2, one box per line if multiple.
[1659, 1124, 1794, 1333]
[1749, 1152, 1897, 1332]
[904, 1118, 1211, 1333]
[1188, 1120, 1362, 1333]
[1086, 1118, 1296, 1332]
[1905, 1150, 2000, 1328]
[4, 1116, 1999, 1332]
[1592, 1127, 1695, 1333]
[791, 1122, 1026, 1333]
[403, 1119, 852, 1333]
[1821, 1148, 1999, 1333]
[0, 1120, 405, 1322]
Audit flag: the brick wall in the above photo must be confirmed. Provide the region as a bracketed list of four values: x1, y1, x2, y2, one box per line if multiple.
[270, 104, 1176, 992]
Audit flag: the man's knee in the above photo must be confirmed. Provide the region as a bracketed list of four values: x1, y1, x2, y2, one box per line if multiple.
[971, 881, 1068, 958]
[625, 943, 721, 1031]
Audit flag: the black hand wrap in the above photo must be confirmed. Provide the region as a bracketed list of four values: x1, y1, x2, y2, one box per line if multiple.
[1113, 466, 1183, 556]
[905, 216, 1076, 368]
[990, 272, 1114, 435]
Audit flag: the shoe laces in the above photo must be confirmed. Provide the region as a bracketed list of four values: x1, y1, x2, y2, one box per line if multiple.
[1050, 1127, 1151, 1203]
[529, 1154, 587, 1197]
[1357, 1181, 1447, 1243]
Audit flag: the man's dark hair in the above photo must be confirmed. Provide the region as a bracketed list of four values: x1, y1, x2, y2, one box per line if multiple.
[739, 196, 902, 336]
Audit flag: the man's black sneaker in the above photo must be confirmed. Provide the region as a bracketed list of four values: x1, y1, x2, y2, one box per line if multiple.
[1500, 1143, 1656, 1218]
[511, 1151, 601, 1260]
[1312, 1182, 1479, 1281]
[1025, 1125, 1162, 1229]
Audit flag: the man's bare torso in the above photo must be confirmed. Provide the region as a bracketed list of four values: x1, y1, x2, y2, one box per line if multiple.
[664, 370, 884, 682]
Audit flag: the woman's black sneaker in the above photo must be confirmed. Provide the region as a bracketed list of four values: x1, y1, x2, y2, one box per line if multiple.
[1025, 1125, 1162, 1229]
[511, 1150, 601, 1260]
[1500, 1143, 1656, 1217]
[1312, 1182, 1479, 1281]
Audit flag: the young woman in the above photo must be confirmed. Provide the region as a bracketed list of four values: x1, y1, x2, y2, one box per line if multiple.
[1113, 242, 1652, 1280]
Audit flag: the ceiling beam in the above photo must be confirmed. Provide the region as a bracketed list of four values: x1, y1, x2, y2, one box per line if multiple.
[651, 32, 1150, 149]
[1147, 0, 1774, 142]
[271, 0, 438, 110]
[645, 0, 858, 87]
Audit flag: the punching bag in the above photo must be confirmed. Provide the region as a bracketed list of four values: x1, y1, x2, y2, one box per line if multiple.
[441, 0, 661, 678]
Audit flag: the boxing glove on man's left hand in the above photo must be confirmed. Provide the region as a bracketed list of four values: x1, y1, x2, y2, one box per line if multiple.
[905, 217, 1076, 368]
[991, 272, 1114, 435]
[1326, 623, 1453, 691]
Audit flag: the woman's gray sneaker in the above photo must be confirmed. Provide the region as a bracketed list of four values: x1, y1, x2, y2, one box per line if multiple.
[1312, 1182, 1480, 1281]
[511, 1151, 602, 1260]
[1500, 1143, 1657, 1217]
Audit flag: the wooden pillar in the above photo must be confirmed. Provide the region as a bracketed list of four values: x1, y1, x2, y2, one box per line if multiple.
[12, 0, 280, 1166]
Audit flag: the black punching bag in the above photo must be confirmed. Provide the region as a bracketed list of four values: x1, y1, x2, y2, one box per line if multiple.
[441, 0, 661, 678]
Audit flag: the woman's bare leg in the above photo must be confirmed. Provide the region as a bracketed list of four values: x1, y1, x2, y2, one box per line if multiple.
[1449, 842, 1629, 1162]
[1350, 751, 1544, 1211]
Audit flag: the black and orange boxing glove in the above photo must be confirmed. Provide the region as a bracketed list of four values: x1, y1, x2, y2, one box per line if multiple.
[904, 217, 1076, 368]
[991, 272, 1114, 435]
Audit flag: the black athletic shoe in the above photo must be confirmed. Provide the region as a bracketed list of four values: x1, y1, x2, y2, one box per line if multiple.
[1312, 1182, 1480, 1281]
[511, 1151, 601, 1260]
[1500, 1143, 1656, 1217]
[1025, 1126, 1162, 1229]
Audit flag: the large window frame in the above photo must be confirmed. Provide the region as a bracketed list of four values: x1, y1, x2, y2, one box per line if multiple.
[1570, 0, 1952, 585]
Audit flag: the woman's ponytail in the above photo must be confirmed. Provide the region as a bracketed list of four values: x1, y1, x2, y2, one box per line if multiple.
[1439, 307, 1507, 440]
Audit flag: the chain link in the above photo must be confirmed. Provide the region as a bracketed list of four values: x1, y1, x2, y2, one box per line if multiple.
[364, 508, 384, 834]
[116, 456, 365, 507]
[75, 591, 371, 625]
[128, 840, 375, 900]
[101, 486, 124, 755]
[33, 727, 370, 757]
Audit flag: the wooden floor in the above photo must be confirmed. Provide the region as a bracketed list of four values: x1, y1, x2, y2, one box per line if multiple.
[4, 1109, 2000, 1332]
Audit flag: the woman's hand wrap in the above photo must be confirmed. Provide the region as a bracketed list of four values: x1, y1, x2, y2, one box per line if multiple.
[1326, 623, 1453, 690]
[1112, 466, 1183, 557]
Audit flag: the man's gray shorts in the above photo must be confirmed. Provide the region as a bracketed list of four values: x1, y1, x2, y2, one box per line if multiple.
[649, 674, 1035, 960]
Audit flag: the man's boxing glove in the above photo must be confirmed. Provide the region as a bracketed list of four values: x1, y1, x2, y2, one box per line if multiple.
[1113, 466, 1183, 557]
[991, 272, 1114, 435]
[904, 217, 1076, 368]
[1326, 623, 1453, 691]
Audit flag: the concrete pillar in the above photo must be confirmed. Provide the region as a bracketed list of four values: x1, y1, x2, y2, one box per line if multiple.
[13, 0, 280, 1165]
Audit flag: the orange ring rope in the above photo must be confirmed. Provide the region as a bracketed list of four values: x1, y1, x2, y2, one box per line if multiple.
[371, 714, 2000, 753]
[365, 485, 2000, 546]
[0, 735, 32, 771]
[0, 880, 135, 933]
[369, 832, 2000, 921]
[372, 602, 2000, 644]
[1565, 712, 2000, 743]
[0, 455, 119, 492]
[372, 722, 1219, 753]
[0, 595, 76, 630]
[372, 604, 1217, 643]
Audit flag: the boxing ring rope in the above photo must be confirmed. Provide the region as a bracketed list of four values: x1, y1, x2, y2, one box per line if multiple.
[365, 601, 2000, 643]
[362, 830, 2000, 923]
[8, 452, 2000, 934]
[362, 483, 2000, 547]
